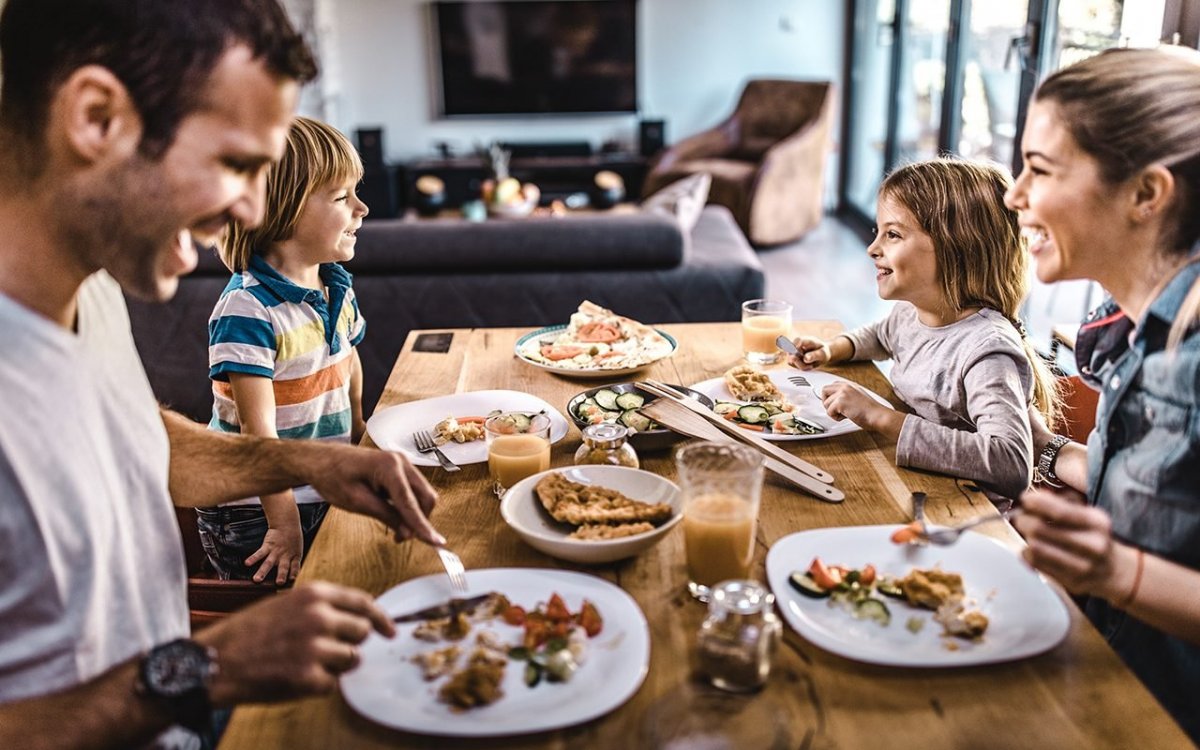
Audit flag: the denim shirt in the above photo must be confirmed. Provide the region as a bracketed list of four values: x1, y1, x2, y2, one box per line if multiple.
[1077, 259, 1200, 742]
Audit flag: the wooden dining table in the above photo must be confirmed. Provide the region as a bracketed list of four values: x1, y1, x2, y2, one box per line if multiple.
[219, 321, 1193, 749]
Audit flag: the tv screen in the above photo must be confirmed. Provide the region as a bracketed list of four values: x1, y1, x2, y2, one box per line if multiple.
[434, 0, 638, 116]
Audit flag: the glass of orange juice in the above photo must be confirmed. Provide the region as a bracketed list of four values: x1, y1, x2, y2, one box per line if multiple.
[675, 441, 764, 600]
[741, 299, 793, 365]
[485, 411, 552, 497]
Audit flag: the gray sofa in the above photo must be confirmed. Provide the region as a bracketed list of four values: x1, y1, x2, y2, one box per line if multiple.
[127, 205, 764, 420]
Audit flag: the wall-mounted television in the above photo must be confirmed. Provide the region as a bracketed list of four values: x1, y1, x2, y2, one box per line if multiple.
[433, 0, 638, 117]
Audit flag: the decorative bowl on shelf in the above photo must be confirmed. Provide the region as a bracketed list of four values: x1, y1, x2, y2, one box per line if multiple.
[483, 177, 540, 218]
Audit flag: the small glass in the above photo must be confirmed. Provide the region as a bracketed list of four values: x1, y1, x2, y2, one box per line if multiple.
[485, 412, 551, 497]
[676, 442, 764, 600]
[574, 423, 639, 468]
[741, 299, 793, 365]
[697, 579, 782, 692]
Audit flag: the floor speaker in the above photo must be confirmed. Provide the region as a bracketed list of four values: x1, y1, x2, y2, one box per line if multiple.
[639, 120, 665, 157]
[355, 128, 385, 169]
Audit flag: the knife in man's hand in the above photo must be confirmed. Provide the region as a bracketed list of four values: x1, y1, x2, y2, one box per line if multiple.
[391, 593, 493, 623]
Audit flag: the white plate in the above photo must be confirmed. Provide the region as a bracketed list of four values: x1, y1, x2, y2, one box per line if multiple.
[500, 466, 682, 564]
[341, 568, 650, 737]
[765, 525, 1071, 668]
[366, 390, 569, 467]
[689, 369, 892, 441]
[514, 324, 678, 379]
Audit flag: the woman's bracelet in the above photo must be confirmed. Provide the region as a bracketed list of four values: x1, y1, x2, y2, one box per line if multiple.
[1114, 547, 1145, 611]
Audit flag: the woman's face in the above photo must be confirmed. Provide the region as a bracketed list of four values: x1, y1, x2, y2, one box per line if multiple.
[1005, 100, 1127, 285]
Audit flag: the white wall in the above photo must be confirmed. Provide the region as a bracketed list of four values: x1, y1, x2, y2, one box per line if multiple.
[311, 0, 845, 161]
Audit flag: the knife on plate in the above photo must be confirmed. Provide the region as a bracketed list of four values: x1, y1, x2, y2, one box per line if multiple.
[391, 593, 492, 623]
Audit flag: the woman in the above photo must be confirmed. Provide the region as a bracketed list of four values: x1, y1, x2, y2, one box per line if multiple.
[1003, 47, 1200, 741]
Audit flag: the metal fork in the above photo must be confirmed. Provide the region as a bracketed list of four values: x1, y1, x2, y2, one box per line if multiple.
[436, 547, 469, 593]
[412, 430, 460, 472]
[919, 508, 1022, 545]
[787, 374, 822, 399]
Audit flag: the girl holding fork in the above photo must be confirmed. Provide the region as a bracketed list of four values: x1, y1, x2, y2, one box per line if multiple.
[199, 116, 370, 583]
[787, 158, 1060, 501]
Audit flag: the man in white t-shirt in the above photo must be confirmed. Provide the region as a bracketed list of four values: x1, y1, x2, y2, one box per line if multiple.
[0, 2, 444, 748]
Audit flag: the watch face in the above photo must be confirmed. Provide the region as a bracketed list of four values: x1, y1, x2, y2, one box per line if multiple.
[144, 640, 212, 699]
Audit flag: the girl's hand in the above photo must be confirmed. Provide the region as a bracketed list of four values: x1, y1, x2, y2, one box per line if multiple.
[788, 336, 831, 370]
[245, 524, 305, 585]
[1015, 486, 1132, 600]
[820, 381, 891, 429]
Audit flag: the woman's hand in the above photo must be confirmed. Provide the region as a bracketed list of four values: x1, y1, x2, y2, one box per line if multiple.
[787, 336, 831, 370]
[245, 524, 305, 585]
[1015, 486, 1136, 601]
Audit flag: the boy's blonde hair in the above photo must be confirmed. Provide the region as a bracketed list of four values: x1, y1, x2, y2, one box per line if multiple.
[220, 116, 364, 272]
[880, 158, 1062, 428]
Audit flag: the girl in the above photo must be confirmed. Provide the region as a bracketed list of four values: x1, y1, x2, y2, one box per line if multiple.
[199, 116, 369, 583]
[1004, 48, 1200, 742]
[789, 158, 1059, 500]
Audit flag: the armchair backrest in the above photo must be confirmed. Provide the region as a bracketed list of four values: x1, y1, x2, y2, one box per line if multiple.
[731, 79, 832, 160]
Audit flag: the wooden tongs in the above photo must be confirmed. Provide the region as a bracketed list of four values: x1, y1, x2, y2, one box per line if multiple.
[635, 380, 844, 503]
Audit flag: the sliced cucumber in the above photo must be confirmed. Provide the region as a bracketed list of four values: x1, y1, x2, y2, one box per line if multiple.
[788, 571, 830, 599]
[762, 402, 785, 416]
[614, 392, 645, 410]
[619, 409, 653, 433]
[854, 598, 891, 626]
[713, 401, 741, 416]
[507, 412, 532, 432]
[876, 578, 904, 599]
[737, 404, 770, 424]
[593, 389, 620, 410]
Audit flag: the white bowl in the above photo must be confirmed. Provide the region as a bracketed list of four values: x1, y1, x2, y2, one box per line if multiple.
[500, 465, 681, 564]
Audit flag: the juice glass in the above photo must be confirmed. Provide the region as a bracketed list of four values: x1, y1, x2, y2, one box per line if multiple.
[741, 299, 793, 365]
[485, 412, 552, 497]
[675, 441, 764, 600]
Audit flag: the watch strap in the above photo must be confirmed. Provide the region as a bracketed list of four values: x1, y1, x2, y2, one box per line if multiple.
[1036, 434, 1070, 488]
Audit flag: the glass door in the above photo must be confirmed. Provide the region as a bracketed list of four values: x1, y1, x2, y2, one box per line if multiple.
[843, 0, 899, 220]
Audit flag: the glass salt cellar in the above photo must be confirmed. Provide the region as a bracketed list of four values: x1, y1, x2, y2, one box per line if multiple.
[696, 579, 782, 692]
[573, 423, 639, 468]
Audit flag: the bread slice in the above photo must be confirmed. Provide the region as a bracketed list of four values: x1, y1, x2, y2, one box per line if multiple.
[535, 472, 673, 527]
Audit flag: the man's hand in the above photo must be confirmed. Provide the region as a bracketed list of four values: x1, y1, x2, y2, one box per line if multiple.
[301, 443, 445, 546]
[246, 525, 304, 585]
[196, 581, 395, 705]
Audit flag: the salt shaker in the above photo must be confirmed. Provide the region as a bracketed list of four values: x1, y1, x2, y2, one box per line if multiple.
[696, 579, 782, 692]
[574, 423, 639, 468]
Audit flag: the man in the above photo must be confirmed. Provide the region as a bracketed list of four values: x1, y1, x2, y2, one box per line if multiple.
[0, 2, 444, 747]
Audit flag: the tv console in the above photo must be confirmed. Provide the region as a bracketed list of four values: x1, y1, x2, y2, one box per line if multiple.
[397, 153, 648, 210]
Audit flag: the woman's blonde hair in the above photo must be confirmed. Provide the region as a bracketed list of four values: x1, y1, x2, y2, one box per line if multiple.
[1035, 48, 1200, 350]
[220, 116, 364, 272]
[880, 158, 1062, 428]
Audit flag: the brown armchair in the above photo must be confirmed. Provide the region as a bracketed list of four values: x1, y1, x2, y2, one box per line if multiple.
[642, 79, 835, 247]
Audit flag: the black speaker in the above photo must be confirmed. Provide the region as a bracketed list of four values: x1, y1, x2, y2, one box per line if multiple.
[355, 127, 385, 168]
[639, 120, 665, 157]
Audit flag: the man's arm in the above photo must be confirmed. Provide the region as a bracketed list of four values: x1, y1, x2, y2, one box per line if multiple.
[161, 409, 444, 546]
[0, 582, 395, 750]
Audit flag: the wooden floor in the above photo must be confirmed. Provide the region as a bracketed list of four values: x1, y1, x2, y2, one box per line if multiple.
[758, 214, 1098, 373]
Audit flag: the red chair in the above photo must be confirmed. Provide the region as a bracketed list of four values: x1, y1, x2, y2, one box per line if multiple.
[1058, 375, 1100, 444]
[174, 508, 275, 630]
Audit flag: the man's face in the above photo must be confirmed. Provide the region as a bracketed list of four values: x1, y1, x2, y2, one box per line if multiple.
[82, 46, 298, 301]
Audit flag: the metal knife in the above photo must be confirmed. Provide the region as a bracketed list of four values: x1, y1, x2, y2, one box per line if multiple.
[391, 593, 492, 623]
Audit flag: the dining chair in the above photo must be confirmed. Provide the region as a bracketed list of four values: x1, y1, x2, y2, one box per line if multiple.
[174, 508, 276, 630]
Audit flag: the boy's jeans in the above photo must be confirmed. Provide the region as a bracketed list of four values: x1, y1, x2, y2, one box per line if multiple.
[195, 503, 329, 581]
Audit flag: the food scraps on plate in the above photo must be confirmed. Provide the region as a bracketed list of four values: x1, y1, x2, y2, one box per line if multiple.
[519, 301, 674, 371]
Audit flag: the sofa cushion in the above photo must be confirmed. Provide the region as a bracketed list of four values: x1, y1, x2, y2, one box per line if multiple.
[641, 173, 712, 235]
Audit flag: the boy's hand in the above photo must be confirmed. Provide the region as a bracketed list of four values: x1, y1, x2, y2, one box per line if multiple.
[245, 525, 304, 585]
[787, 336, 831, 370]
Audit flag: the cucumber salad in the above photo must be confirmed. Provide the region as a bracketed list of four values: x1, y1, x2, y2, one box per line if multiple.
[573, 389, 656, 433]
[713, 400, 826, 435]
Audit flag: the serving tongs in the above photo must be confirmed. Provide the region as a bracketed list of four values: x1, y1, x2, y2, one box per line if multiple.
[636, 380, 844, 503]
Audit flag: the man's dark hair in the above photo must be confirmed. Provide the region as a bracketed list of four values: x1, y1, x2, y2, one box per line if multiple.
[0, 0, 318, 161]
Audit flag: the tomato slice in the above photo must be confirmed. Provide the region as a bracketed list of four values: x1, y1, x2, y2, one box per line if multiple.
[546, 593, 571, 622]
[859, 564, 877, 586]
[890, 522, 924, 544]
[808, 557, 843, 590]
[578, 600, 603, 637]
[501, 604, 526, 626]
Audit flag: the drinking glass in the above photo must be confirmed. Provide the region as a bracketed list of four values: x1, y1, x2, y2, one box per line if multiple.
[485, 412, 552, 497]
[675, 442, 764, 600]
[741, 299, 793, 365]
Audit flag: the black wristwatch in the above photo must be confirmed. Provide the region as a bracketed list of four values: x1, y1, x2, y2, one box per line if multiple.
[135, 639, 218, 733]
[1036, 434, 1070, 488]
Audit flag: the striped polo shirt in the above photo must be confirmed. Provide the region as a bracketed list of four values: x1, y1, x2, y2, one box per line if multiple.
[208, 256, 366, 505]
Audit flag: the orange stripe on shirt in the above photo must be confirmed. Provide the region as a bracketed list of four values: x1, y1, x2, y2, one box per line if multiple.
[213, 358, 351, 406]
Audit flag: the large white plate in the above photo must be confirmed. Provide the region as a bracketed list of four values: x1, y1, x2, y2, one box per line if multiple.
[515, 324, 678, 379]
[765, 525, 1071, 668]
[341, 568, 650, 737]
[366, 389, 569, 467]
[689, 368, 892, 441]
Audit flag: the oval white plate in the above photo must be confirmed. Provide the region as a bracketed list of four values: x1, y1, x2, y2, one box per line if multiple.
[689, 369, 892, 441]
[500, 466, 682, 564]
[341, 568, 650, 737]
[366, 389, 569, 467]
[514, 324, 678, 379]
[765, 525, 1071, 667]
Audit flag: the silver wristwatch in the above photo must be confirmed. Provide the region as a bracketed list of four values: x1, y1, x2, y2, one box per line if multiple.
[1036, 434, 1070, 488]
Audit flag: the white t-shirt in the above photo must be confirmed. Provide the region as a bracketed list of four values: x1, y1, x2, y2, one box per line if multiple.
[0, 272, 189, 704]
